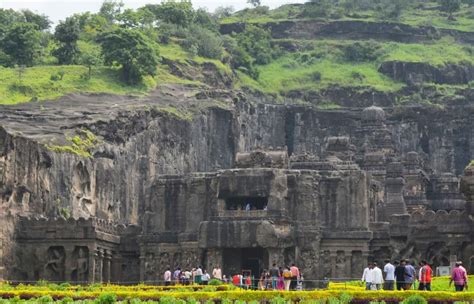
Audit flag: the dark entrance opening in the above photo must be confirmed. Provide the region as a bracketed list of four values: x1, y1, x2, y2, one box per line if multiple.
[223, 247, 268, 286]
[225, 197, 268, 210]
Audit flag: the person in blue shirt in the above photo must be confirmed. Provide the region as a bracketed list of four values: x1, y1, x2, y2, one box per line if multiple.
[404, 260, 416, 290]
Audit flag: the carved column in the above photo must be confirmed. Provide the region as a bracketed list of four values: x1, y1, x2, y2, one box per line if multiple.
[103, 250, 112, 283]
[385, 162, 407, 218]
[94, 248, 103, 283]
[461, 165, 474, 216]
[88, 246, 95, 283]
[330, 251, 337, 278]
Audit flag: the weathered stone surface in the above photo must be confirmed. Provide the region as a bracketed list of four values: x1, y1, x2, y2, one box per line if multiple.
[0, 87, 473, 282]
[379, 61, 474, 85]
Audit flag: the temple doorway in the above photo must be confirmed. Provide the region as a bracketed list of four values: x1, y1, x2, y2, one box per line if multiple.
[223, 247, 268, 279]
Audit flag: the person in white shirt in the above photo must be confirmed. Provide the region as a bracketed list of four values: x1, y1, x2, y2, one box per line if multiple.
[212, 265, 222, 280]
[201, 270, 211, 285]
[361, 262, 374, 290]
[372, 263, 384, 290]
[383, 259, 395, 290]
[164, 267, 172, 286]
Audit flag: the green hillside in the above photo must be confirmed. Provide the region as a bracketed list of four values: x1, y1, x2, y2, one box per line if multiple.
[0, 0, 473, 106]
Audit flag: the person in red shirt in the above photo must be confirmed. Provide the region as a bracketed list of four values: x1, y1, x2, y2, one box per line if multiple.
[290, 263, 300, 290]
[418, 260, 432, 291]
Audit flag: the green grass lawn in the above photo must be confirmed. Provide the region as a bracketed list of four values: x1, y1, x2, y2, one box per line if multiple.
[0, 65, 155, 105]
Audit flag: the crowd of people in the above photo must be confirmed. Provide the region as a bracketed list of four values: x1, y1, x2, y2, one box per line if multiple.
[162, 263, 303, 290]
[161, 259, 469, 292]
[163, 265, 216, 285]
[362, 259, 469, 292]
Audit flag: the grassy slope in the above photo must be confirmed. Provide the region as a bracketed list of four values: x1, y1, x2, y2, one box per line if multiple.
[238, 38, 474, 95]
[0, 43, 231, 105]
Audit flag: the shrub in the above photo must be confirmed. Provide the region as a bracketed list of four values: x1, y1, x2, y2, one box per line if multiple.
[95, 293, 117, 304]
[343, 41, 383, 62]
[208, 279, 223, 286]
[309, 71, 322, 82]
[402, 295, 427, 304]
[182, 27, 223, 59]
[37, 295, 54, 303]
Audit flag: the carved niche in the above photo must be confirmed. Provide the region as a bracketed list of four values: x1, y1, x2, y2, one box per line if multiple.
[44, 246, 66, 282]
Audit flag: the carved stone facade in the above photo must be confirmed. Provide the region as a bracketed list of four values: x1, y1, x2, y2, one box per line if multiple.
[3, 106, 474, 284]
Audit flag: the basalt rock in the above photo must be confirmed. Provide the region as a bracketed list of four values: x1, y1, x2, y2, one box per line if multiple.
[379, 61, 474, 85]
[0, 87, 473, 283]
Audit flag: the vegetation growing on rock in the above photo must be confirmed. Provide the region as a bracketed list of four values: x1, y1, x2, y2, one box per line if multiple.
[0, 0, 474, 107]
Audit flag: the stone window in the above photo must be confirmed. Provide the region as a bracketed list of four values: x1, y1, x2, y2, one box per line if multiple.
[225, 197, 268, 211]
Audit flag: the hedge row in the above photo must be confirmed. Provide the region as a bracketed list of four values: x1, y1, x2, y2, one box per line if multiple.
[0, 289, 473, 303]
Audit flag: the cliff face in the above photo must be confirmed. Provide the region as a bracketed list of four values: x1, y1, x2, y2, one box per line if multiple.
[0, 85, 473, 279]
[1, 89, 473, 224]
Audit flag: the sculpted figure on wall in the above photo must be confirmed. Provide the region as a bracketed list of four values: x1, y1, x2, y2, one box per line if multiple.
[44, 247, 65, 281]
[72, 247, 89, 282]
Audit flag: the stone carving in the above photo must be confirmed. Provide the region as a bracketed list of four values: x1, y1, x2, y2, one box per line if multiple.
[44, 247, 65, 282]
[335, 252, 345, 278]
[72, 247, 89, 282]
[144, 253, 156, 281]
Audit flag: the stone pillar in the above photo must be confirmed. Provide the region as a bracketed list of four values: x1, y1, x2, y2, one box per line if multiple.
[111, 252, 121, 283]
[139, 251, 146, 282]
[461, 165, 474, 216]
[385, 162, 407, 218]
[88, 246, 95, 283]
[344, 251, 352, 278]
[103, 250, 112, 283]
[330, 251, 337, 278]
[94, 248, 103, 283]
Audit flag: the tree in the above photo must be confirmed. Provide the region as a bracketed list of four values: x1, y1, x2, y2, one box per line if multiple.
[144, 1, 194, 27]
[1, 22, 41, 66]
[21, 9, 51, 30]
[53, 17, 81, 64]
[247, 0, 262, 7]
[99, 0, 124, 23]
[301, 0, 332, 18]
[438, 0, 461, 19]
[376, 0, 408, 20]
[237, 24, 273, 65]
[97, 28, 159, 84]
[213, 6, 235, 19]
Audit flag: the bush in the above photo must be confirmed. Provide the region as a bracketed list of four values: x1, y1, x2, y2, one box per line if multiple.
[309, 71, 322, 82]
[182, 27, 223, 59]
[402, 295, 428, 304]
[208, 279, 224, 286]
[343, 41, 383, 62]
[95, 293, 117, 304]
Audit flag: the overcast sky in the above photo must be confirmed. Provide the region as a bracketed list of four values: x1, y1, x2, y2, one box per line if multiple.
[0, 0, 306, 24]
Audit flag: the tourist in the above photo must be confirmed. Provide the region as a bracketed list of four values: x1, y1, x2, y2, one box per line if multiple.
[372, 262, 384, 290]
[212, 265, 222, 280]
[419, 260, 432, 291]
[394, 260, 405, 290]
[201, 270, 210, 285]
[232, 273, 242, 287]
[164, 267, 172, 286]
[290, 263, 300, 290]
[259, 270, 266, 290]
[404, 261, 416, 290]
[383, 259, 395, 290]
[184, 269, 192, 285]
[283, 266, 292, 291]
[361, 262, 374, 290]
[277, 267, 285, 290]
[449, 262, 468, 291]
[173, 267, 181, 285]
[222, 275, 228, 284]
[245, 274, 252, 289]
[270, 263, 280, 290]
[195, 265, 203, 284]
